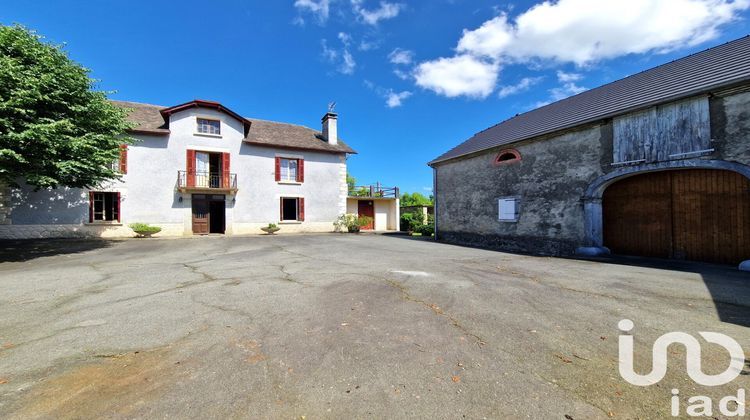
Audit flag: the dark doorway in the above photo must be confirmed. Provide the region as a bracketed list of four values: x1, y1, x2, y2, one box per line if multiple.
[209, 153, 222, 188]
[358, 200, 375, 230]
[192, 194, 226, 235]
[209, 199, 225, 234]
[281, 197, 298, 221]
[603, 169, 750, 265]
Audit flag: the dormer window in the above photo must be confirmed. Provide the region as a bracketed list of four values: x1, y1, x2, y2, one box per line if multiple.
[197, 118, 221, 135]
[494, 149, 521, 166]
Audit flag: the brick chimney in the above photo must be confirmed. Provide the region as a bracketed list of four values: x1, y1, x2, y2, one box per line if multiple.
[322, 111, 338, 145]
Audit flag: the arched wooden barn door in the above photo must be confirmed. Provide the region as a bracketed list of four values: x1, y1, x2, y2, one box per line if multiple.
[603, 169, 750, 265]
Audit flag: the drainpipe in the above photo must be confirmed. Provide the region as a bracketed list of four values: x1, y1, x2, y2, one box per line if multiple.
[432, 167, 438, 241]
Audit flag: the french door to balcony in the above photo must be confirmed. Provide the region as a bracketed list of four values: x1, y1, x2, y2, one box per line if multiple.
[195, 152, 210, 188]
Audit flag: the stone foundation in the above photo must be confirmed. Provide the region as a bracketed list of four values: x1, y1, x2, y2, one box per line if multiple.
[0, 223, 184, 239]
[438, 231, 579, 257]
[0, 222, 337, 239]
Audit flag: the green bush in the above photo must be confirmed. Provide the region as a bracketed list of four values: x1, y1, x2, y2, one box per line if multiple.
[400, 210, 425, 232]
[128, 223, 162, 234]
[357, 215, 373, 228]
[416, 223, 434, 236]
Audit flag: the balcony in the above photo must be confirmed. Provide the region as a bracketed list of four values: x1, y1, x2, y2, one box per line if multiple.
[348, 184, 399, 199]
[177, 171, 238, 193]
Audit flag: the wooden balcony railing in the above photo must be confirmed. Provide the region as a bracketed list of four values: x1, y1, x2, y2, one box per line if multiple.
[177, 171, 237, 191]
[348, 185, 399, 198]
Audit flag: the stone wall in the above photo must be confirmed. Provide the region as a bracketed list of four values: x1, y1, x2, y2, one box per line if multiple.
[434, 89, 750, 256]
[435, 123, 610, 255]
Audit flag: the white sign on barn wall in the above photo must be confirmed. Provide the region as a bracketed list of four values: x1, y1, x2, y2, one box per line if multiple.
[498, 197, 519, 222]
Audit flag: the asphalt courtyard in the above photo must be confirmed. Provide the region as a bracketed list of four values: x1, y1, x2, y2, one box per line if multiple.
[0, 234, 748, 419]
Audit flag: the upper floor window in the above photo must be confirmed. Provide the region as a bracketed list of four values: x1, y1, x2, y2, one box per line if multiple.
[280, 158, 298, 181]
[275, 157, 305, 183]
[197, 118, 221, 135]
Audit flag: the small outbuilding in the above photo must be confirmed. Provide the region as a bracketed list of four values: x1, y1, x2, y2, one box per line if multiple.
[429, 36, 750, 267]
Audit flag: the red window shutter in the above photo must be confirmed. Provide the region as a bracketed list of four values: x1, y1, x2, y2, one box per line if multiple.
[298, 198, 305, 221]
[275, 157, 281, 181]
[297, 159, 304, 183]
[186, 150, 196, 187]
[222, 152, 231, 188]
[119, 145, 128, 174]
[88, 191, 94, 223]
[115, 192, 121, 222]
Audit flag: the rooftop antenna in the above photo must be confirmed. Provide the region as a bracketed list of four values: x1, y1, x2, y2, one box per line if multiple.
[328, 101, 337, 113]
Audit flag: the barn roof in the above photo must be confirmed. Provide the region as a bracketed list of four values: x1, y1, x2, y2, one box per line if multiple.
[429, 35, 750, 166]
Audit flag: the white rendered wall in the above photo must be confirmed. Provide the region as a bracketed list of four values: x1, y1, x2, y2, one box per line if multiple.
[3, 107, 348, 238]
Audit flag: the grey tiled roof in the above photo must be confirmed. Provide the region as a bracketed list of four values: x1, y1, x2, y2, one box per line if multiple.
[112, 100, 169, 135]
[430, 35, 750, 165]
[111, 100, 356, 154]
[244, 118, 356, 154]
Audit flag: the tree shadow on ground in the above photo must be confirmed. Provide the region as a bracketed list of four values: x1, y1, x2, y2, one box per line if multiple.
[0, 239, 117, 263]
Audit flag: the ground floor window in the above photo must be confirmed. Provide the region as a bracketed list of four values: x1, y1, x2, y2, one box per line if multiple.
[90, 192, 120, 222]
[280, 197, 305, 221]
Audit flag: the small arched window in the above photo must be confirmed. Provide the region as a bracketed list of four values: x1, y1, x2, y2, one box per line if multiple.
[494, 149, 521, 166]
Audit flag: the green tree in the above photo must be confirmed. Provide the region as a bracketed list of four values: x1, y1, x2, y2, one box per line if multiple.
[0, 25, 133, 189]
[400, 191, 433, 206]
[346, 171, 356, 190]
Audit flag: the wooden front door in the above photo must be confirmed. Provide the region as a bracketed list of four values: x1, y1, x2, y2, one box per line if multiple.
[192, 195, 209, 235]
[603, 169, 750, 265]
[358, 200, 375, 230]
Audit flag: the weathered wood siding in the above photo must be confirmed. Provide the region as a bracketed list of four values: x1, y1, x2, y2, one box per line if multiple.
[603, 168, 750, 265]
[613, 96, 710, 163]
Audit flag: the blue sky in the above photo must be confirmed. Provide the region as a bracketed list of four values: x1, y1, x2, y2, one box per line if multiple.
[3, 1, 750, 195]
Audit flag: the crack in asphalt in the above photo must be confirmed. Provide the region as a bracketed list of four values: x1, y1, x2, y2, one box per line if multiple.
[385, 279, 487, 348]
[273, 264, 303, 285]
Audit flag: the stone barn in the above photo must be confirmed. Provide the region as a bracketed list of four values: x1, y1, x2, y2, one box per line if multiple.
[429, 36, 750, 268]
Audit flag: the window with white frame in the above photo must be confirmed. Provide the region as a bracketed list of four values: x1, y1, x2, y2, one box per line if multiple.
[280, 158, 298, 182]
[498, 197, 519, 222]
[197, 118, 221, 135]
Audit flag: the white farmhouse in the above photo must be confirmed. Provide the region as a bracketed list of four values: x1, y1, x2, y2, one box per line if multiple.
[0, 99, 400, 238]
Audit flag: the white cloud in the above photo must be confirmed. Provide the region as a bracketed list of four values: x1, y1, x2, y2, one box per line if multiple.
[556, 70, 582, 83]
[497, 76, 543, 98]
[550, 82, 587, 101]
[386, 90, 413, 107]
[364, 80, 413, 107]
[341, 50, 356, 74]
[338, 32, 353, 47]
[415, 0, 749, 98]
[294, 0, 331, 24]
[321, 38, 356, 75]
[351, 0, 404, 25]
[414, 55, 499, 99]
[393, 68, 410, 80]
[358, 38, 380, 51]
[460, 0, 750, 64]
[388, 48, 414, 65]
[456, 15, 515, 59]
[321, 39, 338, 61]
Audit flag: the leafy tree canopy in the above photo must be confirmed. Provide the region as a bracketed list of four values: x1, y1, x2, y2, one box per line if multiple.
[0, 25, 133, 189]
[400, 191, 433, 206]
